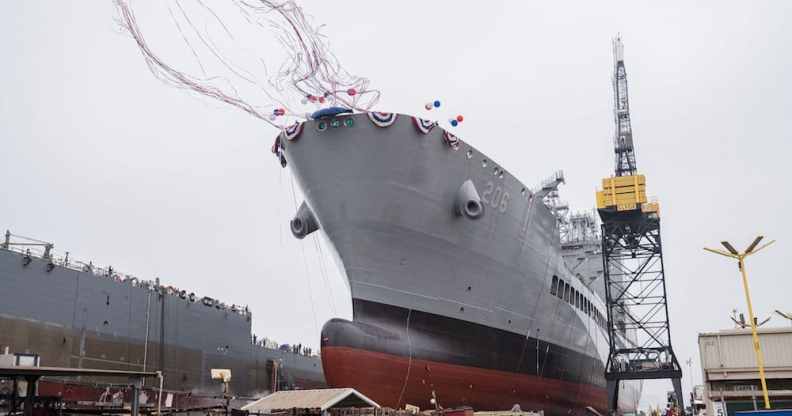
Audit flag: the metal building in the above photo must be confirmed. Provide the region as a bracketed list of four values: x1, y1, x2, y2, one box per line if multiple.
[698, 327, 792, 415]
[241, 388, 379, 414]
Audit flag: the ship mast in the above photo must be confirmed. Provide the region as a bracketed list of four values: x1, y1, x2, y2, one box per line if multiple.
[612, 36, 637, 177]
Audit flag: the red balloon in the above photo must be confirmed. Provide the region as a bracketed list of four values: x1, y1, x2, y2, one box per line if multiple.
[318, 97, 326, 104]
[347, 88, 357, 96]
[456, 115, 464, 122]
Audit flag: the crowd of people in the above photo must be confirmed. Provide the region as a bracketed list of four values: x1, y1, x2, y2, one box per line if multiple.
[252, 335, 317, 357]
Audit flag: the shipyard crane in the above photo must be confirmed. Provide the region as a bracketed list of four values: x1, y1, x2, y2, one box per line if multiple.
[595, 36, 684, 414]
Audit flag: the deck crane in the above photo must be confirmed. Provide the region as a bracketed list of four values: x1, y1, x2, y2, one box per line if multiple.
[595, 36, 684, 414]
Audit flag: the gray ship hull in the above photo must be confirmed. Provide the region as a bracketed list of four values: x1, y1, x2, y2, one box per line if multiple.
[282, 112, 640, 414]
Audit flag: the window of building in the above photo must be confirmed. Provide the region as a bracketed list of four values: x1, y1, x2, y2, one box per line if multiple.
[551, 275, 558, 296]
[557, 279, 565, 299]
[575, 291, 580, 309]
[564, 283, 570, 303]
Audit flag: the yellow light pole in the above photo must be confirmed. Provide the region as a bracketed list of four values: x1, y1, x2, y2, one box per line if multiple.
[704, 236, 775, 409]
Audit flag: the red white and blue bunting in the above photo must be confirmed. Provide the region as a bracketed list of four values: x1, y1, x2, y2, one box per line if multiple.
[280, 122, 304, 142]
[411, 117, 437, 135]
[442, 130, 460, 149]
[367, 112, 398, 128]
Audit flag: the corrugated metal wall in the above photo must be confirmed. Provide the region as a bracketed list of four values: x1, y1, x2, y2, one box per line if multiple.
[699, 329, 792, 370]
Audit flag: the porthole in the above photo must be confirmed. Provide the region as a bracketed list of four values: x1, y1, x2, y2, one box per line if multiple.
[466, 150, 473, 159]
[482, 159, 488, 168]
[344, 118, 354, 127]
[317, 121, 328, 131]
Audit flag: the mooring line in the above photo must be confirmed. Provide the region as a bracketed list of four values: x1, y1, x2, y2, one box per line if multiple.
[396, 309, 413, 407]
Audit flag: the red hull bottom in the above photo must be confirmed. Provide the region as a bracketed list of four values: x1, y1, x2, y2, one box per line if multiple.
[322, 346, 607, 416]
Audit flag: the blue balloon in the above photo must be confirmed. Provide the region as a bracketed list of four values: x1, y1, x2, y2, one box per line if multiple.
[433, 100, 441, 108]
[450, 119, 459, 127]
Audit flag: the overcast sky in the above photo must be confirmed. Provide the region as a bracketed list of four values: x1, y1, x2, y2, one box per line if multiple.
[1, 1, 790, 409]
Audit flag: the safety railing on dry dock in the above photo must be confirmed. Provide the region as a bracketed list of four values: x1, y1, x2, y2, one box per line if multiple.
[1, 229, 251, 318]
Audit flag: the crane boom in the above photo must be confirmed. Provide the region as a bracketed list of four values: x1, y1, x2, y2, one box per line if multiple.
[612, 36, 637, 177]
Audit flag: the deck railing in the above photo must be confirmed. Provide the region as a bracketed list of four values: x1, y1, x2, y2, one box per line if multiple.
[1, 230, 251, 318]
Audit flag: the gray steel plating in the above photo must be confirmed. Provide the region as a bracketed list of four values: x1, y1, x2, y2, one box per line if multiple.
[283, 112, 641, 410]
[0, 245, 324, 395]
